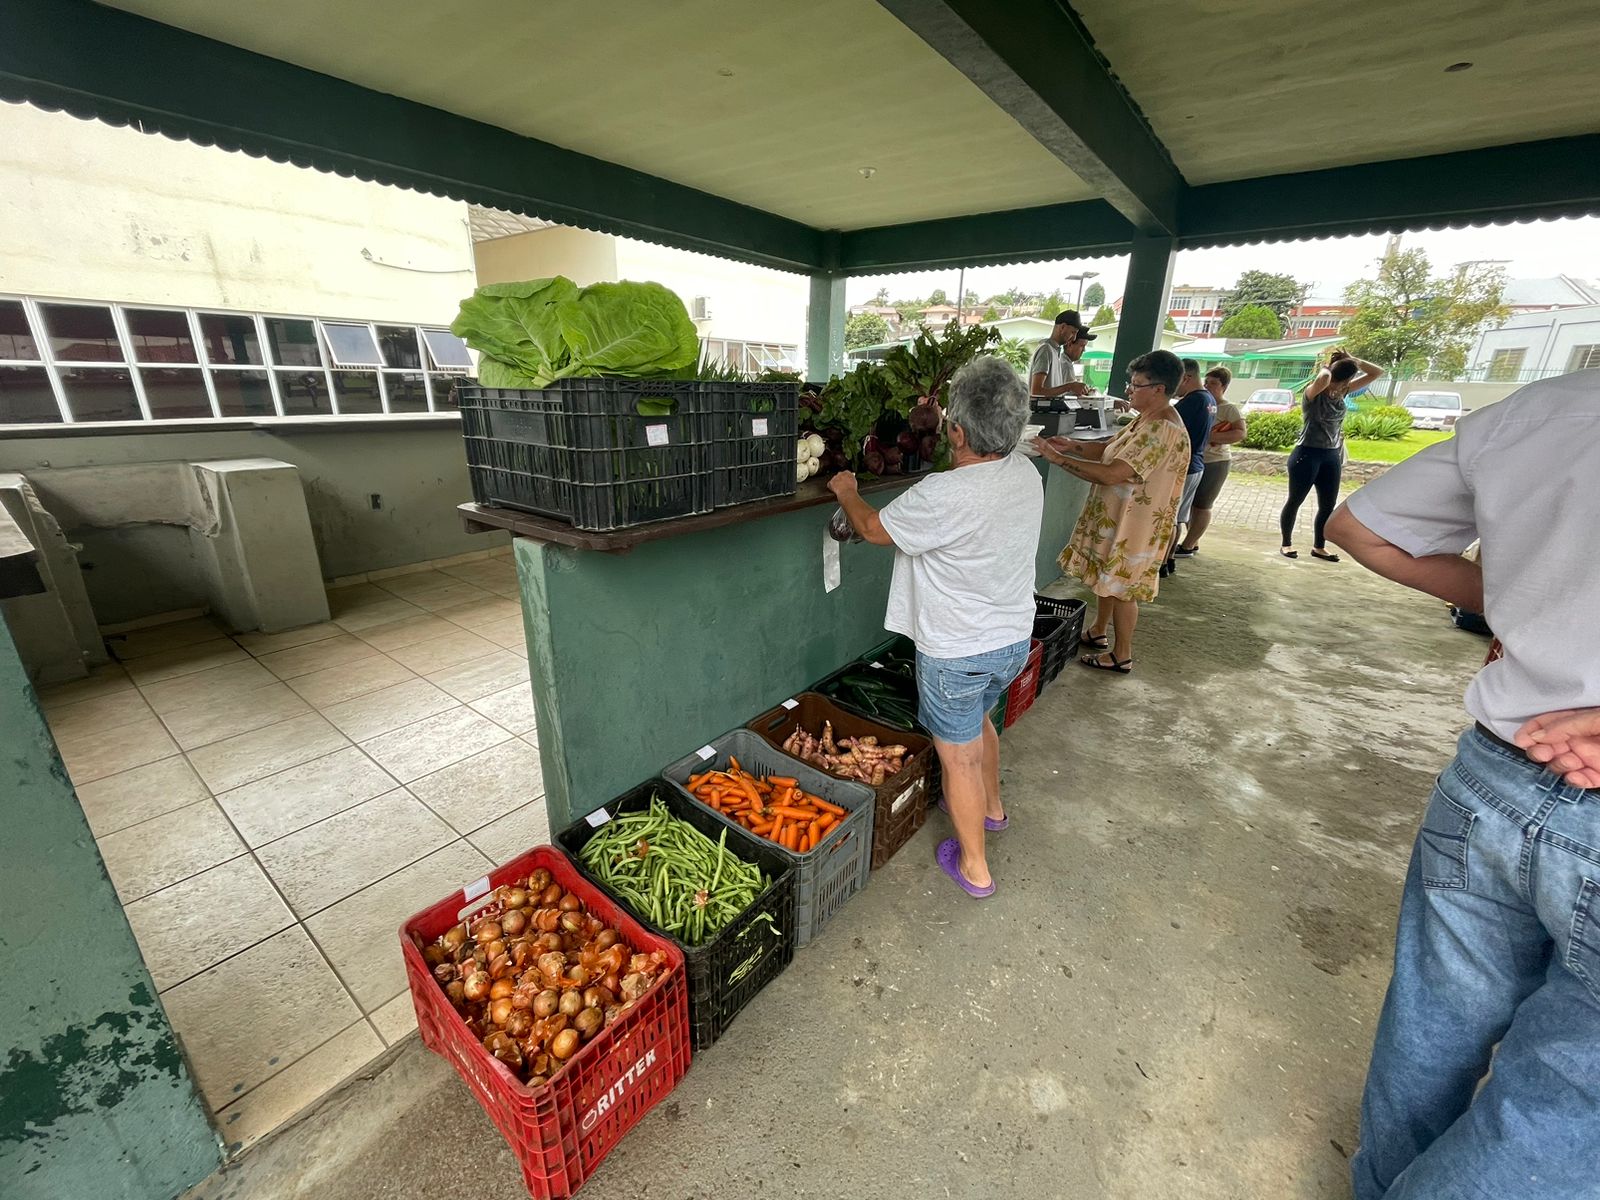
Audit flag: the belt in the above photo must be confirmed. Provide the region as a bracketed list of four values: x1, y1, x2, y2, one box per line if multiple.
[1474, 722, 1528, 761]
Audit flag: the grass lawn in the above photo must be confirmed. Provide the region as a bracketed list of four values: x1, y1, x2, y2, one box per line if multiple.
[1346, 429, 1453, 463]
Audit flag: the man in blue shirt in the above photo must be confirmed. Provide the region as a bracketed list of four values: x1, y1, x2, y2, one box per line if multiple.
[1162, 357, 1215, 577]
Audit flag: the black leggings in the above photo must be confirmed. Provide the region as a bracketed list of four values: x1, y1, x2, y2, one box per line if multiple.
[1281, 445, 1342, 549]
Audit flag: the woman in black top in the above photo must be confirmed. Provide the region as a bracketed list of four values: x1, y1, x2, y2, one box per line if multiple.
[1280, 350, 1383, 560]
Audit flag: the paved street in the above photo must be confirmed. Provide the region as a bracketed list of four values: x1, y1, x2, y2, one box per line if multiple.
[1202, 472, 1361, 544]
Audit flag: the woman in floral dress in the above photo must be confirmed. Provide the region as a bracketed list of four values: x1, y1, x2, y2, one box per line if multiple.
[1032, 350, 1190, 675]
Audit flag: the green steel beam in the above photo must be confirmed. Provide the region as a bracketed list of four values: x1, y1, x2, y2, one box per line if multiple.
[0, 0, 826, 273]
[874, 0, 1183, 235]
[1181, 135, 1600, 247]
[1107, 234, 1176, 398]
[839, 199, 1133, 275]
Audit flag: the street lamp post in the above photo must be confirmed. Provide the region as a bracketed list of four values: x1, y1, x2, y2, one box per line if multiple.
[1065, 270, 1100, 312]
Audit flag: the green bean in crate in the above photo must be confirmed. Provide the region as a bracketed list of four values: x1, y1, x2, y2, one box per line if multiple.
[578, 793, 773, 947]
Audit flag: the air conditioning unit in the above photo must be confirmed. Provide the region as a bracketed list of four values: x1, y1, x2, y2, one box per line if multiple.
[691, 296, 712, 321]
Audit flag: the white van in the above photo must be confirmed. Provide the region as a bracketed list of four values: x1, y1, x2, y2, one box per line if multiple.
[1402, 390, 1465, 430]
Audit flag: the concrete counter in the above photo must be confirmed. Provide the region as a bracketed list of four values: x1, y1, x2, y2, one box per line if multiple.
[497, 461, 1088, 832]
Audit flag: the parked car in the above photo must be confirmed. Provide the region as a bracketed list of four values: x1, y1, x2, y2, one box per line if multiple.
[1402, 390, 1466, 430]
[1243, 388, 1295, 413]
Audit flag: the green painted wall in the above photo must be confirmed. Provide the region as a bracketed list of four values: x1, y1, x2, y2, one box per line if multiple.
[519, 494, 905, 832]
[0, 618, 220, 1199]
[1035, 461, 1089, 588]
[519, 467, 1083, 834]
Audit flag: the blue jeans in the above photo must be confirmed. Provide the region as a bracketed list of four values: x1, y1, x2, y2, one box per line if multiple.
[1353, 727, 1600, 1199]
[914, 641, 1029, 744]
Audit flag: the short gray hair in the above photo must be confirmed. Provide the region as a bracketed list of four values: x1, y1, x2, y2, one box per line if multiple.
[945, 356, 1028, 455]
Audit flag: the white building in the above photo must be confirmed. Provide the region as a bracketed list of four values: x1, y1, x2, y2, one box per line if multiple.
[1467, 304, 1600, 383]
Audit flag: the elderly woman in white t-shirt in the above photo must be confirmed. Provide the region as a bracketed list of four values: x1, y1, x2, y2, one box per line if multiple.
[828, 357, 1044, 899]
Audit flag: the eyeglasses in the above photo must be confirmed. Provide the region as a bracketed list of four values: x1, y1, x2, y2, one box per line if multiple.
[1125, 379, 1161, 393]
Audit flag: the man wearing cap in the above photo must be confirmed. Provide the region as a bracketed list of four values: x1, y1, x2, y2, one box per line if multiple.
[1029, 311, 1094, 401]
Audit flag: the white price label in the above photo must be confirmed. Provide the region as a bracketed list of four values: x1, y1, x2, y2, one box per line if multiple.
[781, 698, 799, 710]
[584, 807, 611, 828]
[697, 745, 717, 761]
[463, 876, 491, 902]
[891, 778, 926, 815]
[869, 661, 883, 669]
[645, 424, 670, 447]
[751, 417, 769, 437]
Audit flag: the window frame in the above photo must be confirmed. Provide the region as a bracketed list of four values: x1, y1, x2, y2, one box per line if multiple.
[1566, 344, 1600, 373]
[1486, 346, 1527, 382]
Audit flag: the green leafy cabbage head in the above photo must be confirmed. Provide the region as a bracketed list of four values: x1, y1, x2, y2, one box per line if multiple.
[451, 276, 698, 387]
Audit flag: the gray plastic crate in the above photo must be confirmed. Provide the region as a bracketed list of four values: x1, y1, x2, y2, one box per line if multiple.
[662, 729, 873, 948]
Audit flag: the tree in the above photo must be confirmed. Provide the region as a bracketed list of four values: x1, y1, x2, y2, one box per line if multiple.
[1083, 281, 1106, 308]
[1039, 290, 1064, 316]
[928, 288, 949, 306]
[963, 290, 980, 309]
[1164, 316, 1178, 332]
[1223, 270, 1306, 320]
[894, 302, 923, 323]
[1092, 304, 1117, 328]
[1217, 304, 1283, 339]
[844, 312, 891, 350]
[995, 338, 1032, 371]
[982, 305, 1001, 320]
[1341, 249, 1509, 392]
[872, 287, 889, 305]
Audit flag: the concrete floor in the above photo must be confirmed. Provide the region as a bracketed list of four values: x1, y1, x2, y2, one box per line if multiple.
[183, 523, 1485, 1200]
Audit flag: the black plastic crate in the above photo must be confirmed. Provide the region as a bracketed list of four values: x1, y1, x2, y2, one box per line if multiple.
[661, 731, 874, 948]
[1035, 595, 1086, 662]
[457, 380, 713, 532]
[702, 381, 800, 508]
[557, 780, 795, 1052]
[1032, 615, 1070, 689]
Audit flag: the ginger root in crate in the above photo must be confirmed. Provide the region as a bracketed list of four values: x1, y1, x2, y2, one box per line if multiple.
[781, 720, 907, 785]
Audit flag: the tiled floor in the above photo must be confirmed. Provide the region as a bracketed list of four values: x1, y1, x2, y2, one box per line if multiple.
[40, 552, 550, 1155]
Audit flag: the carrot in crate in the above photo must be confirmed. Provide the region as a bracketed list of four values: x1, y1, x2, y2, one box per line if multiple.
[686, 767, 845, 853]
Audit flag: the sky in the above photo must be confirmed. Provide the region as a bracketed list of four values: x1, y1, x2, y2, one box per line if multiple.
[844, 216, 1600, 307]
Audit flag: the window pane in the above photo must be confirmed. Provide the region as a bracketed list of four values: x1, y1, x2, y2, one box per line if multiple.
[332, 370, 383, 413]
[276, 370, 332, 416]
[140, 367, 212, 419]
[430, 374, 462, 408]
[58, 367, 141, 421]
[125, 309, 198, 364]
[377, 326, 423, 369]
[422, 328, 472, 369]
[322, 322, 382, 367]
[0, 300, 41, 360]
[199, 313, 264, 365]
[266, 318, 321, 367]
[385, 372, 429, 412]
[0, 365, 60, 423]
[40, 303, 125, 362]
[212, 369, 276, 417]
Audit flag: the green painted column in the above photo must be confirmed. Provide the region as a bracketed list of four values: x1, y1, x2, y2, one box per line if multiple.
[0, 618, 220, 1199]
[1107, 233, 1178, 392]
[806, 272, 847, 382]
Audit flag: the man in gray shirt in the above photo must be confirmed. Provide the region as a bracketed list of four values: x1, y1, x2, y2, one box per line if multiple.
[1326, 369, 1600, 1200]
[1029, 310, 1093, 401]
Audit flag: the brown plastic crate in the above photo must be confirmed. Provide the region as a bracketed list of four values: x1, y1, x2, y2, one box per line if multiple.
[746, 692, 934, 870]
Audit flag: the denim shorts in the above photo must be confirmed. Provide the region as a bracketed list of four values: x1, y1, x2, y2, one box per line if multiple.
[914, 641, 1030, 744]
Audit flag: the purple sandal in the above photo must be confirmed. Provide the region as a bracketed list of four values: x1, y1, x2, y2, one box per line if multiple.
[937, 796, 1007, 832]
[936, 838, 995, 899]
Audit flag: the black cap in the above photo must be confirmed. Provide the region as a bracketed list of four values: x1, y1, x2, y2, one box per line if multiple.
[1053, 310, 1097, 339]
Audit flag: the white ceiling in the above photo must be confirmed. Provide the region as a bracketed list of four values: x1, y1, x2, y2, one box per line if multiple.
[1073, 0, 1600, 185]
[99, 0, 1095, 230]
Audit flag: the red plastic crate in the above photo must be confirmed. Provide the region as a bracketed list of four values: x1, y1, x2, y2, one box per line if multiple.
[400, 846, 691, 1199]
[1002, 639, 1045, 728]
